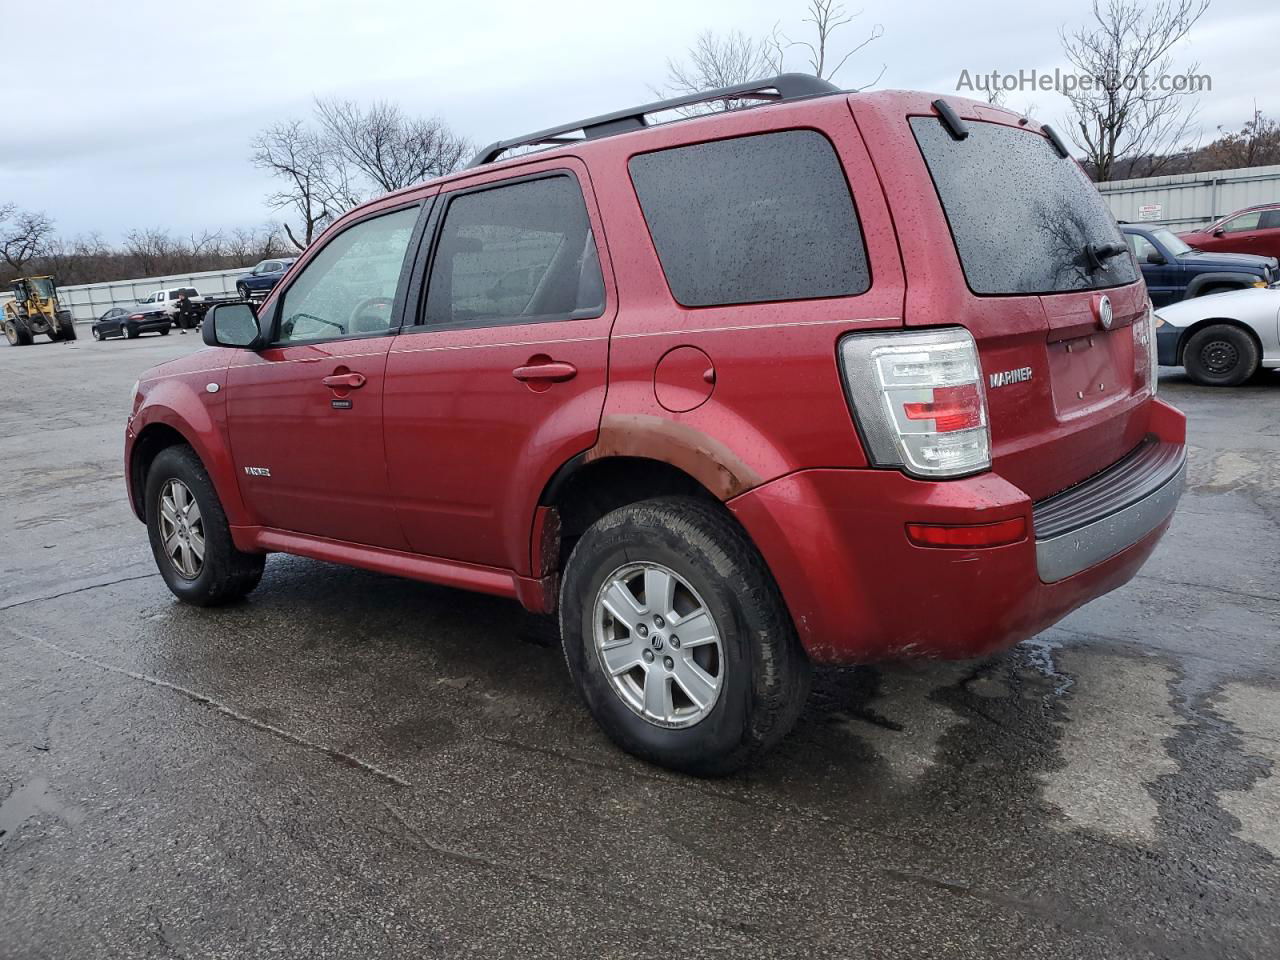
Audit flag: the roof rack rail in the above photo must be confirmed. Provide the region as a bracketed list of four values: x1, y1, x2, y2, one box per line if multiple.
[467, 73, 841, 168]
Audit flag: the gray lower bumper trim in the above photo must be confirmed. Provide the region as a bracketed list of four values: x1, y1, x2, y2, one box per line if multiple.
[1035, 459, 1185, 583]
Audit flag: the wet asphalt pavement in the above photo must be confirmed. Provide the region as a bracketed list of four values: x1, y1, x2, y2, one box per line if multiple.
[1, 332, 1278, 959]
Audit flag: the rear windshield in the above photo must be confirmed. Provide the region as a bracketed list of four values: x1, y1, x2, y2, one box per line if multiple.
[628, 130, 870, 307]
[911, 117, 1136, 295]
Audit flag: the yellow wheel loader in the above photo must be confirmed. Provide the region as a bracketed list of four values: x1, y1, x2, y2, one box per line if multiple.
[3, 276, 78, 346]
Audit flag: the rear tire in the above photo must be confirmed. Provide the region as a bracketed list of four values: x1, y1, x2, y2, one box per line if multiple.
[125, 324, 139, 339]
[560, 496, 810, 776]
[1184, 324, 1259, 386]
[145, 445, 266, 606]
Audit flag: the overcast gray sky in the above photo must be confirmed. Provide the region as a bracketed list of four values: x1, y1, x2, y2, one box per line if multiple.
[4, 0, 1275, 241]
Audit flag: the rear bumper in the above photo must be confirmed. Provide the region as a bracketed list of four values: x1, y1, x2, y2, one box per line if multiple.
[1033, 437, 1184, 582]
[728, 398, 1186, 664]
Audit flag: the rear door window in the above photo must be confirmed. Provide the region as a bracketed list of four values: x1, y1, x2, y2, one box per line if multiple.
[911, 117, 1137, 295]
[423, 174, 604, 327]
[628, 130, 870, 307]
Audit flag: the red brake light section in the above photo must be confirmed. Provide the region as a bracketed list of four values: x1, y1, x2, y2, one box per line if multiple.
[902, 384, 983, 432]
[906, 517, 1028, 549]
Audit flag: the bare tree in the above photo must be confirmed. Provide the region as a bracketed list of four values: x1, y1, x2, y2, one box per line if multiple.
[660, 1, 884, 104]
[0, 208, 55, 274]
[124, 227, 179, 276]
[251, 120, 348, 252]
[1201, 106, 1280, 170]
[1061, 0, 1210, 182]
[314, 98, 471, 194]
[662, 30, 779, 98]
[784, 0, 885, 87]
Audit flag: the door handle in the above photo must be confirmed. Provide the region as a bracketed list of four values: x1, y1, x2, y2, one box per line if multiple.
[512, 361, 577, 383]
[322, 372, 367, 389]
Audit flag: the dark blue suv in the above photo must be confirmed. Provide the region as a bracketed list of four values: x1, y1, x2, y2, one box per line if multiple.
[235, 258, 297, 300]
[1120, 225, 1275, 307]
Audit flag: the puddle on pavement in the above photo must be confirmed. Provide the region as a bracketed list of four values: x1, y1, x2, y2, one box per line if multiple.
[0, 778, 86, 844]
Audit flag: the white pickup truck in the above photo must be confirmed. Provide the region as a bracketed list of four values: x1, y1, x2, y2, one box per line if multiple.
[136, 287, 201, 318]
[135, 287, 236, 326]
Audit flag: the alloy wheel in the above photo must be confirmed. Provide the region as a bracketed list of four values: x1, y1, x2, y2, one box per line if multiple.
[593, 561, 724, 728]
[158, 478, 205, 580]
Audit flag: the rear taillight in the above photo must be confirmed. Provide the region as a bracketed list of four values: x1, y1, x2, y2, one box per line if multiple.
[1134, 301, 1159, 396]
[838, 328, 991, 478]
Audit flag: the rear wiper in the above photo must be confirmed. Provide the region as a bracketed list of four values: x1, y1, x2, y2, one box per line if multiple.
[1085, 241, 1128, 272]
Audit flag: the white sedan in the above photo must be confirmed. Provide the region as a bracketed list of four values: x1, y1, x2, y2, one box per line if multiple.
[1155, 286, 1280, 386]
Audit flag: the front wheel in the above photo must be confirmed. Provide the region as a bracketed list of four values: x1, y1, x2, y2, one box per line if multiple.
[159, 326, 170, 336]
[92, 327, 104, 341]
[1184, 324, 1259, 386]
[560, 496, 810, 776]
[145, 446, 265, 605]
[236, 283, 250, 300]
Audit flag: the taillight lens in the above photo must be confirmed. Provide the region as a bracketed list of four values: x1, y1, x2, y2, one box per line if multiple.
[839, 328, 991, 478]
[1134, 301, 1159, 396]
[906, 517, 1027, 548]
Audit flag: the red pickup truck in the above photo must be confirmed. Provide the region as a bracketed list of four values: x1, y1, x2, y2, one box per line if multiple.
[125, 76, 1185, 775]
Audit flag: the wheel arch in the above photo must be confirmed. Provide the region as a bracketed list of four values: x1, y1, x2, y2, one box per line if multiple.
[1184, 272, 1253, 299]
[128, 422, 199, 521]
[128, 391, 248, 527]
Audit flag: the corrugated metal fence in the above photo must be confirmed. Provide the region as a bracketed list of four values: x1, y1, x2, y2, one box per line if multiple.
[1, 266, 251, 323]
[1098, 163, 1280, 230]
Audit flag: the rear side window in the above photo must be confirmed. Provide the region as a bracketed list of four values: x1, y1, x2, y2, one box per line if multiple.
[911, 117, 1137, 295]
[628, 130, 870, 306]
[424, 175, 604, 327]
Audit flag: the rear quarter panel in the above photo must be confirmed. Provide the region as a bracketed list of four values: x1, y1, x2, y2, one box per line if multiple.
[583, 95, 907, 494]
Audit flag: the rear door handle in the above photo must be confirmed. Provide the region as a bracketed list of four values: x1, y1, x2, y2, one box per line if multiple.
[322, 372, 367, 389]
[512, 361, 577, 383]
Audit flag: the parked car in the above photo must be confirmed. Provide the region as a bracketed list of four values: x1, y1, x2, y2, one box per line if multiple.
[91, 305, 172, 340]
[235, 259, 297, 300]
[1178, 203, 1280, 260]
[1119, 224, 1276, 307]
[124, 77, 1186, 775]
[1154, 286, 1280, 386]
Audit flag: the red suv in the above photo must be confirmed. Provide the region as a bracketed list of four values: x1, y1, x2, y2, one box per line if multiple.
[125, 75, 1186, 775]
[1178, 203, 1280, 260]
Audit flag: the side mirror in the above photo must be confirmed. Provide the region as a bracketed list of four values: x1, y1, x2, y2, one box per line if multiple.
[203, 302, 260, 349]
[1213, 228, 1225, 237]
[1146, 252, 1167, 265]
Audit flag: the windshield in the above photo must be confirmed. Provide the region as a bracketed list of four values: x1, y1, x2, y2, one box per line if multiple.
[912, 117, 1137, 295]
[31, 278, 55, 299]
[1152, 229, 1193, 256]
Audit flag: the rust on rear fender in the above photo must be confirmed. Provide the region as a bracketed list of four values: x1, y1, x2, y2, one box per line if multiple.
[585, 414, 763, 500]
